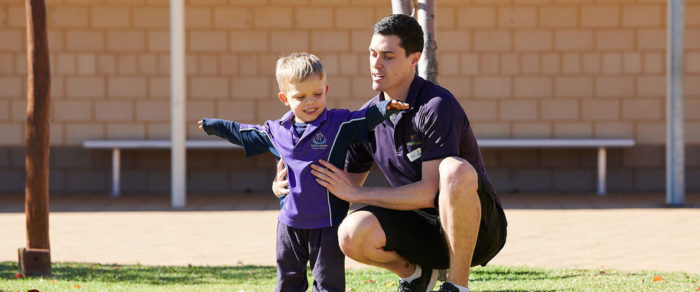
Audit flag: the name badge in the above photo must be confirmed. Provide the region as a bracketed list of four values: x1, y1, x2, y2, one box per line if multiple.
[407, 148, 422, 162]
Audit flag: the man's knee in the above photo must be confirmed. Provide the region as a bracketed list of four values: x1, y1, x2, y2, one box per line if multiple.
[438, 157, 478, 194]
[337, 211, 384, 258]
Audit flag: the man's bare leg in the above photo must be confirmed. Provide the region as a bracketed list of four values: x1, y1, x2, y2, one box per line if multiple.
[337, 211, 417, 277]
[438, 157, 481, 287]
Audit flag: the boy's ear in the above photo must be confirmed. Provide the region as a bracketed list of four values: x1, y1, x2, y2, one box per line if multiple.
[278, 92, 289, 106]
[325, 84, 329, 95]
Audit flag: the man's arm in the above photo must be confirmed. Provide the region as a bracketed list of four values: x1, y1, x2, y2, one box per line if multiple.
[311, 158, 441, 210]
[271, 159, 290, 198]
[347, 170, 370, 187]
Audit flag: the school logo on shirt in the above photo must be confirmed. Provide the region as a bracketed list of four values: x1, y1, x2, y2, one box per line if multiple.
[407, 134, 421, 147]
[311, 133, 328, 150]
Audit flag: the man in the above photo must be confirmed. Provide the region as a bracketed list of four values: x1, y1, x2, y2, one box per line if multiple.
[275, 14, 507, 292]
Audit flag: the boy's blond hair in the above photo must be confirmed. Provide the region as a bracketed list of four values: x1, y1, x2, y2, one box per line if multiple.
[275, 52, 325, 92]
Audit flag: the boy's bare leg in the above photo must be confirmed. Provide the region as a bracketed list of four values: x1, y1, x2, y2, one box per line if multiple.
[437, 157, 481, 287]
[337, 211, 417, 277]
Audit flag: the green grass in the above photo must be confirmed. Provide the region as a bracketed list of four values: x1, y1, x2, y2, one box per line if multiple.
[0, 262, 698, 292]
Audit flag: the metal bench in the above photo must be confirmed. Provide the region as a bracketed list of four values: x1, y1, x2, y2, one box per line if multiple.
[82, 140, 242, 196]
[84, 138, 634, 196]
[477, 138, 636, 195]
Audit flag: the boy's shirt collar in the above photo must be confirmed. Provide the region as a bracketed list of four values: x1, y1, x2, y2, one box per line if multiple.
[280, 110, 296, 126]
[280, 108, 329, 142]
[280, 107, 328, 127]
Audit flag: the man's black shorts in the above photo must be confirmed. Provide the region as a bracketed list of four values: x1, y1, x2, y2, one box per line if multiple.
[355, 171, 507, 269]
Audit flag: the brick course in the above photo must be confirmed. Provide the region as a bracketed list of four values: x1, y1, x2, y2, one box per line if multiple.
[1, 1, 699, 194]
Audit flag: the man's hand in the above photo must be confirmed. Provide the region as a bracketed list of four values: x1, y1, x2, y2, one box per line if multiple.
[272, 159, 290, 198]
[197, 120, 204, 130]
[310, 160, 359, 203]
[387, 100, 410, 111]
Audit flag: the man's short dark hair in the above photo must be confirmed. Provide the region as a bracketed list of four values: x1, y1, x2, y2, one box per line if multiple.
[373, 14, 424, 56]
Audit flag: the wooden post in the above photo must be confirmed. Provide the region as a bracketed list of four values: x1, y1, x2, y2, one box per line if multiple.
[20, 0, 52, 277]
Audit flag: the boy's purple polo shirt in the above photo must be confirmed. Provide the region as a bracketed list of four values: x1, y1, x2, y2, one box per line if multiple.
[347, 76, 501, 206]
[202, 101, 393, 229]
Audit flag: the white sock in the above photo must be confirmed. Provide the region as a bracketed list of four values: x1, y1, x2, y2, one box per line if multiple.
[400, 264, 422, 282]
[445, 281, 470, 292]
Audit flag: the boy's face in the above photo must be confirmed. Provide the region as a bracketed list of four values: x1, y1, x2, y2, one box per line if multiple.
[368, 34, 420, 94]
[278, 76, 328, 123]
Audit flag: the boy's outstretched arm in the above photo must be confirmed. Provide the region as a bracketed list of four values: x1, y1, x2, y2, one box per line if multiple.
[364, 99, 409, 128]
[198, 118, 278, 158]
[198, 118, 244, 145]
[322, 100, 409, 173]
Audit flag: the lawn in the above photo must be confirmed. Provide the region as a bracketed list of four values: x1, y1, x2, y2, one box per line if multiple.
[0, 262, 698, 291]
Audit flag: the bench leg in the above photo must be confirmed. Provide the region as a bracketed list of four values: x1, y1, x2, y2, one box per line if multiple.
[111, 148, 121, 197]
[597, 147, 606, 196]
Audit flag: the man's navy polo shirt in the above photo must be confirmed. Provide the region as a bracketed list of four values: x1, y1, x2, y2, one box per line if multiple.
[347, 76, 500, 206]
[202, 101, 393, 229]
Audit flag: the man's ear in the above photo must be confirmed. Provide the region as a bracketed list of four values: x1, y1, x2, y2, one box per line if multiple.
[278, 93, 289, 106]
[411, 52, 422, 66]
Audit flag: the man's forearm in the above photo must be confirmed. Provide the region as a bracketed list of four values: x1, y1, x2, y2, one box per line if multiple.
[352, 180, 437, 210]
[347, 171, 370, 188]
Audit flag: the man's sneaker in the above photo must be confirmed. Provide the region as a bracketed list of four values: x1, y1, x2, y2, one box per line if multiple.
[397, 267, 438, 292]
[432, 282, 465, 292]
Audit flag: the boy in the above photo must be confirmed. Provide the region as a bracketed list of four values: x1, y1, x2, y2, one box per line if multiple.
[198, 52, 408, 292]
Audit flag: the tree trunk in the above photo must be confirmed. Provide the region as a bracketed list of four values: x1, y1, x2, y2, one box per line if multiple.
[21, 0, 52, 276]
[392, 0, 411, 15]
[417, 0, 438, 84]
[391, 0, 438, 84]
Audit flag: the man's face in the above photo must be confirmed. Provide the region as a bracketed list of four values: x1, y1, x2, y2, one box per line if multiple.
[368, 34, 420, 94]
[278, 76, 328, 123]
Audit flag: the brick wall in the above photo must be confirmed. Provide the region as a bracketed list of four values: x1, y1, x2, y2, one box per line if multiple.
[1, 0, 699, 194]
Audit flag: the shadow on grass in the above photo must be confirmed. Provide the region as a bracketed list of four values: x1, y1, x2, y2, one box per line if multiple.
[478, 290, 564, 292]
[0, 262, 276, 285]
[470, 266, 582, 282]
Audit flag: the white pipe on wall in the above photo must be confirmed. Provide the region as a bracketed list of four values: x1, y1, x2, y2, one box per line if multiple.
[170, 0, 186, 208]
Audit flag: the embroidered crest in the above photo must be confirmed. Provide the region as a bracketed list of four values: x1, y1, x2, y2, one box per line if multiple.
[311, 133, 328, 150]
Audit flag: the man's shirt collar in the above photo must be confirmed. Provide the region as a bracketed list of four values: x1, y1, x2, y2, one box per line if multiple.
[378, 75, 425, 108]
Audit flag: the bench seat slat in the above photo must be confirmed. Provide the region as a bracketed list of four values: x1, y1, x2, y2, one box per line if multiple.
[83, 140, 242, 149]
[84, 139, 635, 149]
[82, 138, 634, 197]
[477, 139, 635, 148]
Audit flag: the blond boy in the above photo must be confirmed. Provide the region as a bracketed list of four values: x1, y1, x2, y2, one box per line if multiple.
[199, 52, 407, 292]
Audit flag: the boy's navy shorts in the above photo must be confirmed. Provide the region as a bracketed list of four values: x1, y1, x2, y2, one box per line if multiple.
[356, 171, 507, 269]
[275, 222, 345, 292]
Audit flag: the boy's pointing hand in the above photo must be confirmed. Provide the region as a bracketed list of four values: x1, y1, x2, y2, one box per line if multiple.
[386, 100, 410, 111]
